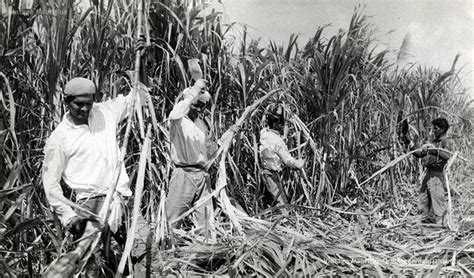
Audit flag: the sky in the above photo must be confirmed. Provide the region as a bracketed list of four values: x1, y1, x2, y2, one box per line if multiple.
[211, 0, 474, 99]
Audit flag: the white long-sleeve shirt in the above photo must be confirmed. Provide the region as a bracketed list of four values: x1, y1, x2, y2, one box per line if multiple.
[169, 88, 214, 167]
[42, 93, 136, 226]
[260, 128, 298, 172]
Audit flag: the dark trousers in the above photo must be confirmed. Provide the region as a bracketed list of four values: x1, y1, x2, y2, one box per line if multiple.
[77, 195, 151, 277]
[262, 169, 287, 206]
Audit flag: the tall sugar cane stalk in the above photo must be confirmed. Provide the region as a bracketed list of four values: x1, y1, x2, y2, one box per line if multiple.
[359, 148, 467, 187]
[444, 151, 458, 231]
[98, 0, 146, 247]
[116, 124, 152, 277]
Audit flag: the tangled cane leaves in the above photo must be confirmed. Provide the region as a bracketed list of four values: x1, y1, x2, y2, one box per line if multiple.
[0, 1, 473, 277]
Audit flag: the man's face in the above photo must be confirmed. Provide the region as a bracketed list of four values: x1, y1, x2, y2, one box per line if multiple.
[67, 94, 94, 125]
[431, 125, 445, 140]
[189, 101, 206, 121]
[274, 122, 284, 133]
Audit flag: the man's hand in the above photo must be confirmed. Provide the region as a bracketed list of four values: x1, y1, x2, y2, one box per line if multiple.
[182, 79, 210, 104]
[67, 216, 87, 237]
[294, 158, 306, 169]
[194, 79, 207, 90]
[109, 193, 125, 233]
[218, 125, 240, 146]
[421, 143, 435, 153]
[228, 125, 240, 134]
[135, 36, 149, 57]
[413, 143, 435, 157]
[189, 58, 203, 81]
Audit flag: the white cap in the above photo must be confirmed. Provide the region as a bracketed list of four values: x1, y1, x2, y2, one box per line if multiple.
[64, 77, 96, 96]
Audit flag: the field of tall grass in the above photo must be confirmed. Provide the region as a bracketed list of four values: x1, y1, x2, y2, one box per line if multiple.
[0, 0, 473, 276]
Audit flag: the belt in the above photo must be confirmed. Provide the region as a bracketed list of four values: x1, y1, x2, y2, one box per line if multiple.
[174, 164, 205, 170]
[263, 167, 280, 173]
[426, 167, 444, 173]
[77, 194, 106, 202]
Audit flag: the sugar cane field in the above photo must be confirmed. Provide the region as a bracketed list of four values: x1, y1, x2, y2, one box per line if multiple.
[0, 0, 473, 277]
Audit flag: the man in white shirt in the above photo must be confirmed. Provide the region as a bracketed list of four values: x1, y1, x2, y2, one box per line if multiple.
[42, 76, 150, 275]
[166, 79, 215, 230]
[260, 111, 305, 211]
